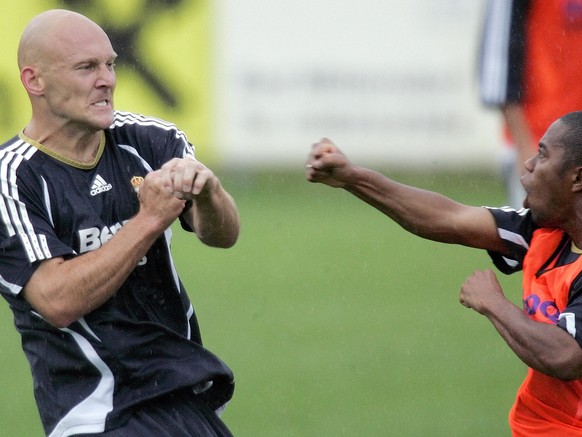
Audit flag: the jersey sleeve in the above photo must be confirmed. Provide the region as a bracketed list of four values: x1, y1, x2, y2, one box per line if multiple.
[153, 122, 196, 164]
[0, 158, 75, 296]
[478, 0, 530, 107]
[111, 111, 196, 169]
[142, 119, 198, 233]
[485, 206, 537, 274]
[558, 274, 582, 348]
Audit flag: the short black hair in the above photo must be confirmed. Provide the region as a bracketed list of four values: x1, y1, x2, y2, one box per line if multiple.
[557, 111, 582, 173]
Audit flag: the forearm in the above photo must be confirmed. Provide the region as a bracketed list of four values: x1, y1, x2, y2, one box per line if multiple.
[23, 212, 164, 327]
[306, 139, 505, 251]
[343, 166, 490, 246]
[484, 298, 582, 380]
[184, 183, 240, 248]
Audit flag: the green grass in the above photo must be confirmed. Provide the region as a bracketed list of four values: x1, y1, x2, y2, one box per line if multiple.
[0, 169, 525, 436]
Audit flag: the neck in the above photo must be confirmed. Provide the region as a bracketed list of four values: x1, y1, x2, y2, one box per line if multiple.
[565, 202, 582, 250]
[23, 121, 103, 164]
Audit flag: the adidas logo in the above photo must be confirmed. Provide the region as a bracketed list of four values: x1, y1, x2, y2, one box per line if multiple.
[90, 174, 113, 196]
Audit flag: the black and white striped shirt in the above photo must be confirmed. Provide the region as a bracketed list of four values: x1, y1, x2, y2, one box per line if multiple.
[0, 111, 234, 437]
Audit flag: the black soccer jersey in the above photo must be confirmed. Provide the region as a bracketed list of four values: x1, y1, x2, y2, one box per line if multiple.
[0, 111, 234, 437]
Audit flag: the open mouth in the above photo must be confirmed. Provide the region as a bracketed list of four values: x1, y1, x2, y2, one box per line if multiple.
[92, 99, 110, 107]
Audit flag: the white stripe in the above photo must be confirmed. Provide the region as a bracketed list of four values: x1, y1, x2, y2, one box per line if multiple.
[112, 111, 192, 153]
[2, 146, 43, 262]
[186, 305, 194, 340]
[0, 143, 47, 261]
[38, 234, 52, 259]
[162, 227, 192, 338]
[499, 205, 528, 216]
[13, 180, 49, 262]
[559, 312, 577, 339]
[0, 150, 19, 237]
[501, 256, 520, 269]
[163, 227, 181, 293]
[0, 273, 22, 295]
[41, 176, 55, 228]
[77, 317, 102, 342]
[498, 227, 530, 250]
[117, 144, 154, 172]
[48, 327, 114, 437]
[479, 0, 513, 105]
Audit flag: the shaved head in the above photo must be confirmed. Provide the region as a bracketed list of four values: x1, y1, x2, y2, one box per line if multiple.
[18, 9, 117, 137]
[18, 9, 111, 70]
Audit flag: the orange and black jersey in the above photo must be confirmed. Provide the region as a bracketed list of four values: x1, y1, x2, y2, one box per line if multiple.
[487, 206, 582, 433]
[487, 206, 582, 346]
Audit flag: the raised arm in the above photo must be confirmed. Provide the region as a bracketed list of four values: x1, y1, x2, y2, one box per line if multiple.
[306, 138, 508, 254]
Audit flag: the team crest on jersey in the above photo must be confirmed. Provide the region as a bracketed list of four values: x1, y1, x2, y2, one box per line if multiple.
[90, 174, 113, 196]
[131, 176, 144, 193]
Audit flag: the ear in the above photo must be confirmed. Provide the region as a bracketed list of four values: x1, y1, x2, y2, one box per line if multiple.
[20, 66, 44, 96]
[572, 167, 582, 193]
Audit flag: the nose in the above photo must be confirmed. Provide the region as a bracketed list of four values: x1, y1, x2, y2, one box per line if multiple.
[96, 64, 116, 88]
[523, 154, 536, 173]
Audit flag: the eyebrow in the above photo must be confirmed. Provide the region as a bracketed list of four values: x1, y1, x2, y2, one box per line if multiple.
[73, 55, 117, 66]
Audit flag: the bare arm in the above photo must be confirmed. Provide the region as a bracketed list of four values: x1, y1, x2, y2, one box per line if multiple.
[22, 170, 187, 328]
[461, 270, 582, 380]
[306, 139, 508, 254]
[158, 157, 240, 248]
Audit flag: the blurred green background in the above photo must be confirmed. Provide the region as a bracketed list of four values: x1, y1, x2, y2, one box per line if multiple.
[0, 3, 519, 435]
[0, 169, 524, 436]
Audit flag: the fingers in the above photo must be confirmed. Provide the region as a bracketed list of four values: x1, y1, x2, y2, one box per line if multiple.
[138, 171, 186, 228]
[459, 269, 501, 314]
[306, 138, 337, 174]
[305, 138, 353, 188]
[307, 138, 337, 167]
[160, 158, 216, 200]
[313, 137, 336, 155]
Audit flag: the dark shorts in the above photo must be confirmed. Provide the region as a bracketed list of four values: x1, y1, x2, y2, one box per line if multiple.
[75, 390, 234, 437]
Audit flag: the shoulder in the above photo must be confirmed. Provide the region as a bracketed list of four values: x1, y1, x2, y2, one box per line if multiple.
[112, 110, 173, 127]
[0, 134, 36, 156]
[111, 111, 185, 138]
[0, 135, 42, 175]
[109, 111, 190, 150]
[486, 206, 536, 239]
[108, 111, 195, 166]
[485, 206, 537, 273]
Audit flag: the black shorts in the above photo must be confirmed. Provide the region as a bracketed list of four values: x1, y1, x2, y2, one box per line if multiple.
[75, 390, 234, 437]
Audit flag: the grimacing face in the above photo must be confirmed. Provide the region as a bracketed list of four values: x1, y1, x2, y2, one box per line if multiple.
[35, 17, 117, 132]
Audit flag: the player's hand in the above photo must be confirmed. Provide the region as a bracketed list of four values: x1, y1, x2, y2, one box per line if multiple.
[305, 138, 354, 188]
[159, 157, 220, 201]
[136, 169, 187, 230]
[459, 269, 505, 315]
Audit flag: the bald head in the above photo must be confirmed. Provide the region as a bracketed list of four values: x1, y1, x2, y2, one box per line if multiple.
[18, 9, 112, 71]
[17, 9, 117, 134]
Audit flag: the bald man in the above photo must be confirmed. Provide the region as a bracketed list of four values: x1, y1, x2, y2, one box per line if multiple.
[0, 9, 239, 437]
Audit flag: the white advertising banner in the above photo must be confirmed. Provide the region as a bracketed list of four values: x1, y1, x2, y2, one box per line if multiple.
[212, 0, 500, 169]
